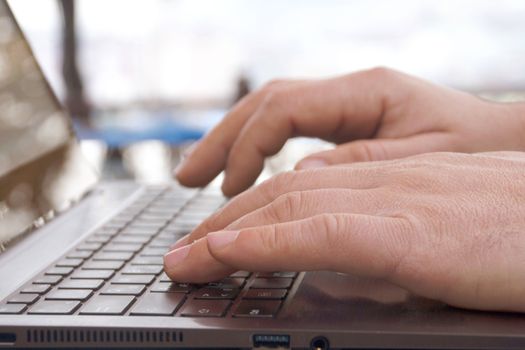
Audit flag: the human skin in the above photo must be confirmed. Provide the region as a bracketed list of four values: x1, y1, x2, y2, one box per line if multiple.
[165, 68, 525, 312]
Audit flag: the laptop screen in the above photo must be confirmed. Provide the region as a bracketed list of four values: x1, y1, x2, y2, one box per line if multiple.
[0, 1, 98, 249]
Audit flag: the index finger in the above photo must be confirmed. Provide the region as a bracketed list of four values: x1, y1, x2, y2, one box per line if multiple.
[219, 70, 394, 196]
[175, 80, 297, 188]
[174, 87, 268, 187]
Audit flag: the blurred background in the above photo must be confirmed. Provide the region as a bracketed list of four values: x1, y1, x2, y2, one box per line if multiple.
[8, 0, 525, 183]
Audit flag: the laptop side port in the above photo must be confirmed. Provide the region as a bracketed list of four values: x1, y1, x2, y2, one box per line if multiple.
[309, 336, 329, 350]
[252, 334, 290, 349]
[0, 333, 16, 345]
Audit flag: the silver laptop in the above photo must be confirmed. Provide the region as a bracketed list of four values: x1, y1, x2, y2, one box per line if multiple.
[1, 2, 525, 349]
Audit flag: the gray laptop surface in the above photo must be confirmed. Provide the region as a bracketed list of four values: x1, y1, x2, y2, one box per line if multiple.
[1, 2, 525, 349]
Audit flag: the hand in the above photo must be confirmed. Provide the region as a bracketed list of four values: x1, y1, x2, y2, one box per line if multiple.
[164, 152, 525, 312]
[175, 67, 525, 196]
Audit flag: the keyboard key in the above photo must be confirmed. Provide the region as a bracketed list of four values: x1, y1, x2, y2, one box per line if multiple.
[101, 222, 127, 230]
[46, 290, 93, 301]
[33, 275, 62, 285]
[130, 293, 185, 316]
[148, 207, 183, 216]
[141, 210, 175, 218]
[112, 235, 150, 244]
[92, 252, 134, 261]
[171, 219, 199, 227]
[207, 278, 245, 289]
[150, 282, 192, 293]
[134, 217, 170, 226]
[8, 294, 39, 304]
[121, 227, 159, 236]
[147, 240, 172, 248]
[45, 267, 74, 276]
[86, 234, 113, 244]
[194, 287, 239, 300]
[243, 289, 287, 300]
[257, 272, 298, 278]
[104, 243, 143, 252]
[128, 222, 164, 230]
[66, 250, 93, 259]
[28, 300, 80, 315]
[158, 227, 190, 237]
[58, 279, 104, 290]
[0, 303, 26, 314]
[100, 285, 145, 296]
[140, 247, 168, 257]
[111, 275, 155, 285]
[77, 242, 103, 251]
[80, 295, 135, 315]
[71, 270, 114, 280]
[176, 212, 210, 220]
[130, 256, 163, 265]
[232, 300, 281, 318]
[121, 265, 163, 275]
[95, 227, 120, 236]
[21, 284, 51, 294]
[82, 261, 125, 270]
[180, 299, 230, 317]
[230, 271, 251, 278]
[250, 278, 293, 289]
[56, 258, 83, 268]
[158, 272, 172, 282]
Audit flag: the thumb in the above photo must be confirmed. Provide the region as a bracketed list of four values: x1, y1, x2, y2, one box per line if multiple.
[295, 133, 454, 169]
[205, 214, 408, 279]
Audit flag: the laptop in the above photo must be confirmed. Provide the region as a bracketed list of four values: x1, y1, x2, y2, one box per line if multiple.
[1, 2, 525, 349]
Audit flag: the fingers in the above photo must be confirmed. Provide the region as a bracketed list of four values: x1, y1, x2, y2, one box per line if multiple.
[220, 73, 389, 196]
[179, 68, 401, 196]
[206, 214, 409, 278]
[164, 214, 409, 283]
[175, 85, 272, 187]
[173, 166, 384, 249]
[225, 188, 397, 230]
[295, 133, 455, 169]
[163, 237, 235, 283]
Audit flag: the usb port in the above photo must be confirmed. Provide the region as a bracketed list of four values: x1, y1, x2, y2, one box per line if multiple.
[0, 333, 16, 345]
[253, 334, 290, 348]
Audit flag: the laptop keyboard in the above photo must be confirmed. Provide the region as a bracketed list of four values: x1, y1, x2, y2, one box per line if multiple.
[0, 186, 300, 317]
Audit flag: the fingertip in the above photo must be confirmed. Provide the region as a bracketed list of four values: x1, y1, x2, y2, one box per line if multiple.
[174, 141, 230, 187]
[173, 159, 199, 186]
[220, 177, 242, 198]
[174, 164, 211, 188]
[163, 244, 192, 280]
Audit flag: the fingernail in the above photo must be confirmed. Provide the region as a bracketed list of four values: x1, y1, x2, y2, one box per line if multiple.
[207, 230, 239, 250]
[164, 244, 192, 267]
[170, 234, 190, 250]
[296, 158, 328, 169]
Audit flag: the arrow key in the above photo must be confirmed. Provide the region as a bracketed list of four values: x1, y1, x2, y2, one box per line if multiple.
[180, 299, 230, 317]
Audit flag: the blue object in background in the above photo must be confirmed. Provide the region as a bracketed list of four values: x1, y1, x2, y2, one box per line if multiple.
[73, 108, 225, 148]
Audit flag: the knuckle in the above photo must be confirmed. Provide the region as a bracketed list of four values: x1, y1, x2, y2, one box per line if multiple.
[310, 213, 344, 250]
[271, 191, 304, 221]
[349, 141, 388, 162]
[257, 225, 281, 253]
[260, 171, 296, 202]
